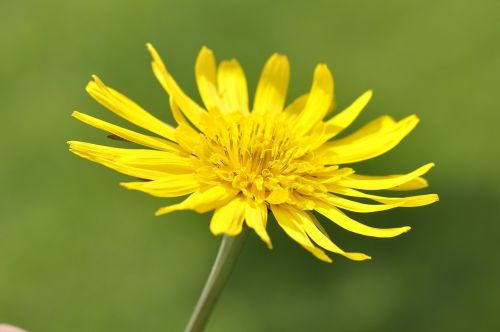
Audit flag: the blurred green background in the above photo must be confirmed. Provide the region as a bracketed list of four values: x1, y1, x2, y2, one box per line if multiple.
[1, 0, 499, 331]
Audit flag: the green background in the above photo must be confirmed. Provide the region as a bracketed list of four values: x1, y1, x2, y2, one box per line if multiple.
[1, 0, 499, 331]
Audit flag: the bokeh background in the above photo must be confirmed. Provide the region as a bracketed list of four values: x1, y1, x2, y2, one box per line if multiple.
[1, 0, 499, 331]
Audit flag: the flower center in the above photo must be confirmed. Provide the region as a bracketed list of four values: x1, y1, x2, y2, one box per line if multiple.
[185, 112, 329, 206]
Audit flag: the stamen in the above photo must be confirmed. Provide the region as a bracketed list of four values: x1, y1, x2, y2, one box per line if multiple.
[191, 113, 330, 205]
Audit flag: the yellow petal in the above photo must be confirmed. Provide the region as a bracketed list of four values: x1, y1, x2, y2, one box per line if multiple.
[320, 115, 419, 164]
[321, 194, 404, 213]
[217, 59, 249, 115]
[283, 94, 308, 120]
[323, 90, 372, 140]
[245, 201, 272, 249]
[293, 64, 334, 136]
[387, 177, 429, 191]
[121, 174, 199, 197]
[266, 187, 289, 204]
[174, 123, 203, 154]
[300, 211, 371, 261]
[68, 141, 192, 179]
[327, 115, 396, 146]
[72, 111, 180, 152]
[314, 200, 411, 238]
[328, 186, 439, 207]
[271, 204, 332, 263]
[210, 196, 247, 236]
[253, 53, 290, 115]
[86, 75, 177, 141]
[169, 97, 190, 127]
[146, 43, 208, 130]
[155, 185, 238, 215]
[338, 163, 435, 190]
[195, 47, 227, 113]
[68, 141, 168, 180]
[97, 148, 191, 172]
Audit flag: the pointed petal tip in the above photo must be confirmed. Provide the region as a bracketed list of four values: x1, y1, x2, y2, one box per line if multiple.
[87, 75, 105, 90]
[146, 43, 160, 59]
[418, 177, 429, 188]
[343, 252, 372, 261]
[265, 53, 290, 70]
[260, 237, 273, 250]
[312, 63, 334, 89]
[271, 52, 288, 59]
[407, 114, 420, 123]
[225, 58, 239, 65]
[155, 205, 170, 216]
[322, 255, 333, 263]
[155, 202, 184, 216]
[311, 250, 333, 263]
[120, 182, 133, 190]
[314, 63, 331, 74]
[89, 74, 101, 82]
[200, 45, 213, 54]
[155, 208, 169, 216]
[420, 162, 436, 173]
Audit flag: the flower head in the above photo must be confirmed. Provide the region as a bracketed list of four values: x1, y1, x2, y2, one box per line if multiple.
[69, 44, 438, 262]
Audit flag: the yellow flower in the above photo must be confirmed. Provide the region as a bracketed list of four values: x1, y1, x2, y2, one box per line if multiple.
[68, 44, 438, 263]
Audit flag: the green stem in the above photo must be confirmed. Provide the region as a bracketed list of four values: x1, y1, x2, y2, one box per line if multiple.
[184, 230, 247, 332]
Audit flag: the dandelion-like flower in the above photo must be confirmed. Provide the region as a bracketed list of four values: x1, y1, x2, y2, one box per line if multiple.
[69, 44, 438, 263]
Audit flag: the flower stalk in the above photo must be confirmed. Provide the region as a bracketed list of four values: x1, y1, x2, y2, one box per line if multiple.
[185, 230, 247, 332]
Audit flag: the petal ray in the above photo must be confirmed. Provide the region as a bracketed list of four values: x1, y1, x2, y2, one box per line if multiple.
[217, 59, 249, 115]
[385, 177, 429, 191]
[321, 194, 404, 213]
[155, 185, 238, 215]
[320, 115, 419, 164]
[245, 201, 272, 248]
[323, 90, 373, 140]
[253, 53, 290, 115]
[86, 76, 177, 141]
[72, 111, 180, 152]
[210, 196, 247, 236]
[337, 163, 435, 190]
[69, 141, 167, 180]
[68, 141, 192, 179]
[328, 186, 439, 207]
[121, 174, 199, 197]
[300, 211, 371, 261]
[314, 200, 411, 238]
[195, 47, 227, 113]
[293, 64, 334, 136]
[283, 94, 308, 120]
[146, 43, 208, 130]
[271, 204, 332, 263]
[169, 97, 190, 127]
